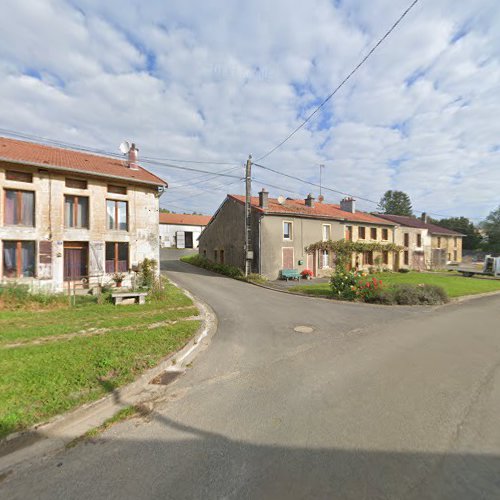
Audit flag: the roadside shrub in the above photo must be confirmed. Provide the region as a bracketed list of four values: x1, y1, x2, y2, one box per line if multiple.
[357, 276, 384, 302]
[392, 283, 448, 305]
[0, 282, 66, 310]
[245, 273, 267, 284]
[362, 287, 397, 305]
[330, 270, 363, 300]
[137, 258, 157, 289]
[398, 268, 411, 273]
[181, 254, 244, 279]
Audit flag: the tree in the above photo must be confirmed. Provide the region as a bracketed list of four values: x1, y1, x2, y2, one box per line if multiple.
[377, 190, 413, 216]
[481, 206, 500, 254]
[159, 208, 171, 213]
[437, 217, 482, 250]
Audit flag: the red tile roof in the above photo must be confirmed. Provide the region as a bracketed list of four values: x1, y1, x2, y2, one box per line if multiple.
[228, 195, 395, 225]
[159, 212, 211, 226]
[0, 136, 167, 187]
[375, 214, 465, 236]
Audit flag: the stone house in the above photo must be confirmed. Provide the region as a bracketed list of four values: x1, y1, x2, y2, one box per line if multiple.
[375, 213, 464, 269]
[0, 136, 167, 292]
[159, 213, 211, 249]
[198, 190, 398, 279]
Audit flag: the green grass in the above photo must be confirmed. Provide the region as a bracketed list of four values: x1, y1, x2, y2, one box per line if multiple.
[290, 272, 500, 299]
[0, 282, 199, 439]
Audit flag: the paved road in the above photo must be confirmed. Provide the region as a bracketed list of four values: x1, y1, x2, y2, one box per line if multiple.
[2, 260, 500, 499]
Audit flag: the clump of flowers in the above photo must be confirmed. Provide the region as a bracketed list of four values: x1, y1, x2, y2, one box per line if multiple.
[300, 269, 313, 279]
[330, 271, 383, 302]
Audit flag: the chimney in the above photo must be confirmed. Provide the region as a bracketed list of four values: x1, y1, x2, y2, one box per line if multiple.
[421, 212, 429, 224]
[340, 196, 356, 213]
[258, 188, 269, 209]
[128, 143, 139, 170]
[305, 193, 315, 208]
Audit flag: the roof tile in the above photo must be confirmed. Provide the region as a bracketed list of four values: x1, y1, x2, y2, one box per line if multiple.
[159, 213, 211, 226]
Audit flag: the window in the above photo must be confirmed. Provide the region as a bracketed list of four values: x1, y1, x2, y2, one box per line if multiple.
[214, 250, 218, 262]
[64, 195, 89, 228]
[417, 234, 422, 247]
[404, 251, 409, 265]
[358, 227, 366, 239]
[454, 237, 458, 248]
[105, 242, 129, 273]
[319, 250, 329, 269]
[65, 178, 87, 189]
[382, 228, 389, 241]
[404, 233, 410, 247]
[437, 237, 442, 248]
[107, 200, 128, 230]
[2, 241, 35, 278]
[203, 250, 207, 258]
[6, 170, 32, 183]
[454, 250, 457, 261]
[283, 221, 292, 240]
[108, 185, 127, 195]
[370, 228, 377, 240]
[382, 251, 389, 265]
[220, 249, 224, 264]
[4, 190, 35, 226]
[345, 226, 353, 241]
[322, 224, 331, 241]
[363, 251, 373, 266]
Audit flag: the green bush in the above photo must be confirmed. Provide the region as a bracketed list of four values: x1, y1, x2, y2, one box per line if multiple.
[0, 282, 67, 310]
[398, 268, 411, 273]
[330, 270, 362, 300]
[137, 258, 158, 289]
[365, 283, 448, 305]
[245, 273, 267, 284]
[181, 254, 244, 279]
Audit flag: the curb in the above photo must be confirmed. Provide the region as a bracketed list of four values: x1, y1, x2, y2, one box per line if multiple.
[0, 280, 217, 475]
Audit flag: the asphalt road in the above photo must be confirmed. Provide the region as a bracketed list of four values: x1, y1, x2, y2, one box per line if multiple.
[2, 259, 500, 499]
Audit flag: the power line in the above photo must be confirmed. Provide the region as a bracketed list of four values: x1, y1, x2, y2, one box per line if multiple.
[255, 0, 421, 162]
[141, 155, 236, 165]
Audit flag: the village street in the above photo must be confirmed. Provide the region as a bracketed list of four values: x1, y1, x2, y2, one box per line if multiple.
[2, 257, 500, 499]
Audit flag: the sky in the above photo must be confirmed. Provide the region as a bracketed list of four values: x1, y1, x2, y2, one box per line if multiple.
[1, 0, 499, 220]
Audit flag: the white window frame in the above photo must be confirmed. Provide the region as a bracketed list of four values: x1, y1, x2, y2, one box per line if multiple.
[283, 221, 293, 241]
[322, 224, 331, 242]
[319, 249, 329, 269]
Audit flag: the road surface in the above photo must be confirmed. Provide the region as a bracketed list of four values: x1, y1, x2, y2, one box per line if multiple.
[2, 259, 500, 499]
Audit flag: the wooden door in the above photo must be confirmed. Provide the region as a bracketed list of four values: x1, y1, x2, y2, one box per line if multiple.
[184, 232, 194, 248]
[64, 242, 88, 280]
[282, 247, 294, 269]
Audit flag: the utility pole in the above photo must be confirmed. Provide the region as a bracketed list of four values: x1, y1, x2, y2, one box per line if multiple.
[244, 154, 252, 276]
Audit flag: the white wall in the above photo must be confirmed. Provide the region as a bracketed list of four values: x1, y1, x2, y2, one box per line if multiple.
[159, 224, 205, 248]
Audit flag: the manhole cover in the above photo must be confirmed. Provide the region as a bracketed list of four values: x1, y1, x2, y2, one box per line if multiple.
[150, 371, 182, 385]
[294, 325, 314, 334]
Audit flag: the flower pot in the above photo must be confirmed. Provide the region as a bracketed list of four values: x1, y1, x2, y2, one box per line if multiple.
[115, 281, 122, 288]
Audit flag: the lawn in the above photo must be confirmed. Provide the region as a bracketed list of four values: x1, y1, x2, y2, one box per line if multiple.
[0, 282, 200, 439]
[289, 272, 500, 299]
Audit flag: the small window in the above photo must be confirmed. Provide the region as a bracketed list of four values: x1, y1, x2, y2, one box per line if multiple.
[107, 185, 127, 195]
[65, 195, 89, 228]
[404, 233, 410, 247]
[283, 221, 292, 240]
[358, 227, 366, 240]
[214, 250, 218, 262]
[4, 190, 35, 226]
[345, 226, 353, 241]
[417, 234, 422, 247]
[203, 250, 207, 258]
[6, 170, 32, 183]
[382, 251, 389, 265]
[220, 249, 224, 264]
[107, 200, 128, 230]
[437, 237, 442, 249]
[363, 251, 373, 266]
[454, 250, 457, 261]
[105, 242, 129, 273]
[65, 178, 87, 189]
[319, 250, 329, 269]
[404, 251, 409, 265]
[2, 240, 36, 277]
[382, 228, 389, 241]
[454, 237, 458, 248]
[322, 224, 331, 241]
[370, 228, 377, 240]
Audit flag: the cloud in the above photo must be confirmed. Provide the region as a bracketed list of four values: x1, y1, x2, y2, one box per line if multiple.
[0, 0, 499, 219]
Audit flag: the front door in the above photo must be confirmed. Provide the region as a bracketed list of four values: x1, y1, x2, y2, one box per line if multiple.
[184, 232, 194, 248]
[282, 247, 294, 269]
[307, 253, 315, 276]
[64, 242, 88, 280]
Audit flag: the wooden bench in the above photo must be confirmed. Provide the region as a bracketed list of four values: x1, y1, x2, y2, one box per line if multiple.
[280, 269, 301, 281]
[111, 292, 147, 305]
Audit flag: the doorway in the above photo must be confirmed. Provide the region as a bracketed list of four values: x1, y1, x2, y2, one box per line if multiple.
[184, 232, 194, 249]
[64, 242, 89, 280]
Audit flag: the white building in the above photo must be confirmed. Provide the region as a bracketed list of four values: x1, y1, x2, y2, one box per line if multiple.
[159, 213, 211, 249]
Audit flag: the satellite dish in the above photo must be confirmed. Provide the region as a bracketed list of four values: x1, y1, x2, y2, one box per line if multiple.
[119, 141, 131, 154]
[277, 195, 286, 205]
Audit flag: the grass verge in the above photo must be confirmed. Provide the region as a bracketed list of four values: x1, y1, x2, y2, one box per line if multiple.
[289, 271, 500, 299]
[0, 281, 200, 439]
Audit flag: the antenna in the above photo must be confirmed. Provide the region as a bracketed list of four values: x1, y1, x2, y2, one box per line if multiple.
[119, 141, 131, 154]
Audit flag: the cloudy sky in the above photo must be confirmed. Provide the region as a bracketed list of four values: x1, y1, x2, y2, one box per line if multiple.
[1, 0, 499, 220]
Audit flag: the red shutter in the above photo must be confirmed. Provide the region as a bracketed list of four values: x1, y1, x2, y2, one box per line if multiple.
[282, 248, 294, 269]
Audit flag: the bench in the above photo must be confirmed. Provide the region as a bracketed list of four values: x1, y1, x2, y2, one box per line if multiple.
[111, 292, 148, 305]
[280, 269, 301, 281]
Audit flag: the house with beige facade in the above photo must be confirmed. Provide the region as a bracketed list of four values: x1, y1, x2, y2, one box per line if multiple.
[375, 214, 464, 270]
[0, 136, 167, 292]
[198, 190, 399, 279]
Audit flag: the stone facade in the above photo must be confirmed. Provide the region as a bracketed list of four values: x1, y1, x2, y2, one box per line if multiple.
[0, 161, 162, 292]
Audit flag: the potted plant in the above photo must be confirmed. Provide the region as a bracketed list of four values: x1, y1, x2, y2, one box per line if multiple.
[301, 269, 313, 280]
[112, 272, 125, 288]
